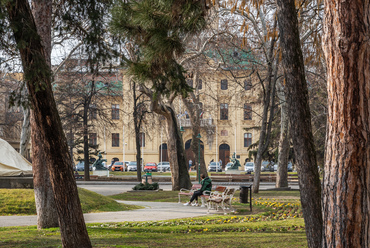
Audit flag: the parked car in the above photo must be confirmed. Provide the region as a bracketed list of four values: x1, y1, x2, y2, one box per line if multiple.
[244, 162, 255, 173]
[207, 162, 222, 172]
[157, 161, 171, 172]
[127, 161, 137, 171]
[111, 161, 125, 172]
[75, 161, 92, 171]
[261, 161, 274, 172]
[144, 162, 158, 172]
[225, 162, 233, 172]
[273, 162, 293, 172]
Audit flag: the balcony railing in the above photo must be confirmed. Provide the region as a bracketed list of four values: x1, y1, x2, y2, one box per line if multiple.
[179, 118, 213, 128]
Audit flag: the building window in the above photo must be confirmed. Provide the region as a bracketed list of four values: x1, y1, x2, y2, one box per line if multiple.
[244, 104, 252, 120]
[112, 133, 119, 147]
[221, 130, 228, 136]
[244, 79, 252, 90]
[90, 104, 97, 119]
[186, 79, 193, 88]
[139, 132, 145, 147]
[244, 133, 252, 147]
[221, 79, 228, 90]
[111, 104, 119, 120]
[220, 103, 228, 120]
[89, 133, 97, 146]
[197, 79, 202, 90]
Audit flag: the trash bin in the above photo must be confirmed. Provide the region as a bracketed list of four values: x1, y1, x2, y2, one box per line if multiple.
[240, 185, 252, 211]
[142, 172, 152, 184]
[240, 185, 250, 203]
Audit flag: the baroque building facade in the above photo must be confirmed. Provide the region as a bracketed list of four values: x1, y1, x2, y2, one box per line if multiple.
[98, 68, 261, 170]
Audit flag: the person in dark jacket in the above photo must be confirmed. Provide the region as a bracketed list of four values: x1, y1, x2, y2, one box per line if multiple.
[184, 174, 212, 206]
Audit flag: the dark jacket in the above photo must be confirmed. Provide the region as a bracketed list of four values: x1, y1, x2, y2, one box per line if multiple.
[200, 177, 212, 192]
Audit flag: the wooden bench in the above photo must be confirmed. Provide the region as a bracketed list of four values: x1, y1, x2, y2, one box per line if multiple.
[207, 187, 236, 214]
[178, 185, 227, 207]
[178, 184, 201, 203]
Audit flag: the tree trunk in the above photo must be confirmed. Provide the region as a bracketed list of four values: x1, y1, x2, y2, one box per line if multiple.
[165, 106, 192, 190]
[322, 1, 370, 247]
[276, 81, 289, 188]
[6, 1, 92, 247]
[32, 113, 59, 228]
[252, 57, 277, 194]
[20, 103, 30, 158]
[133, 81, 142, 182]
[83, 103, 90, 181]
[30, 0, 59, 229]
[276, 0, 322, 247]
[182, 86, 207, 180]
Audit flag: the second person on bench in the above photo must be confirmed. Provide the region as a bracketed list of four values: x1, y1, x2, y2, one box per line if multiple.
[184, 174, 212, 206]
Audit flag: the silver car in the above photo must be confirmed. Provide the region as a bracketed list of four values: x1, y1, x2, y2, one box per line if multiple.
[157, 161, 171, 172]
[127, 161, 137, 171]
[244, 162, 255, 173]
[207, 162, 222, 172]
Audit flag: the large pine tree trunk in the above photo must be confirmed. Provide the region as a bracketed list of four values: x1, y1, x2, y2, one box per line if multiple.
[6, 1, 92, 247]
[165, 106, 192, 190]
[31, 0, 59, 229]
[322, 1, 370, 247]
[276, 0, 322, 247]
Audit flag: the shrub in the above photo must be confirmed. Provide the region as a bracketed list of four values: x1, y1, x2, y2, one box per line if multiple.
[133, 182, 159, 190]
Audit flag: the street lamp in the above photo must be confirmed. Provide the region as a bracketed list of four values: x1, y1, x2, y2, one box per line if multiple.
[196, 133, 201, 183]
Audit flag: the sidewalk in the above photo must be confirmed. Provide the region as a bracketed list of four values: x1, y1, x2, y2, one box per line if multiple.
[0, 200, 211, 227]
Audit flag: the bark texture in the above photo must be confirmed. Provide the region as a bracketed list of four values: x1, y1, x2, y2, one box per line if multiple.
[276, 0, 322, 247]
[150, 99, 192, 190]
[31, 0, 59, 229]
[276, 81, 289, 188]
[322, 1, 370, 247]
[6, 1, 91, 247]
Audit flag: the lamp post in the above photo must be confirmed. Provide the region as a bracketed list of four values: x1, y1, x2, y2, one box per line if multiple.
[196, 133, 201, 183]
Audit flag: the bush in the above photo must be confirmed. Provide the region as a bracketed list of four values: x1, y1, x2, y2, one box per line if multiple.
[133, 182, 159, 190]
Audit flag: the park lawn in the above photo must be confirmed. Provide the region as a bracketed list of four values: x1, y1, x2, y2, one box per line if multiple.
[110, 189, 300, 202]
[0, 218, 307, 247]
[0, 188, 142, 216]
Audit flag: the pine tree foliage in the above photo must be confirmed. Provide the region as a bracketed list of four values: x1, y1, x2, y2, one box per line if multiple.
[110, 0, 209, 97]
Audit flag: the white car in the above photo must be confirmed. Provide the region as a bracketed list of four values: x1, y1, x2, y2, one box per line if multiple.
[157, 161, 171, 172]
[244, 162, 255, 173]
[225, 162, 233, 172]
[127, 161, 137, 171]
[207, 162, 222, 172]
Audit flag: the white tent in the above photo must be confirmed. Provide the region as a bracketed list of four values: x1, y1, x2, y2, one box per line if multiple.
[0, 138, 32, 176]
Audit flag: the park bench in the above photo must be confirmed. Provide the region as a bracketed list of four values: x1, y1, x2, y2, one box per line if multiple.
[178, 184, 227, 207]
[207, 187, 236, 215]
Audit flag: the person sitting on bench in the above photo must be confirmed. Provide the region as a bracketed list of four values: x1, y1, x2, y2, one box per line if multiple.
[184, 174, 212, 206]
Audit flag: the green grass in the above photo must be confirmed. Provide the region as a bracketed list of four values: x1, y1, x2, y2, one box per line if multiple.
[110, 189, 300, 202]
[0, 188, 142, 216]
[0, 189, 306, 247]
[0, 215, 306, 247]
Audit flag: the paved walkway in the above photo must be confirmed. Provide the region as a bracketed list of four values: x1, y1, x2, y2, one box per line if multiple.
[0, 200, 212, 227]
